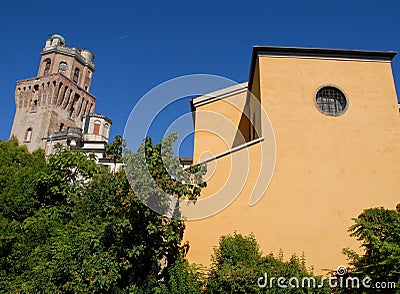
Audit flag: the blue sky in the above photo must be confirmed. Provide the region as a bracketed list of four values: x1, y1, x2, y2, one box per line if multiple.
[1, 0, 400, 157]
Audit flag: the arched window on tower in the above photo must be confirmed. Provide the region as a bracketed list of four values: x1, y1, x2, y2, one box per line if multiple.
[93, 120, 101, 135]
[31, 100, 38, 113]
[59, 62, 67, 75]
[103, 123, 110, 138]
[43, 59, 51, 75]
[73, 68, 80, 83]
[25, 128, 32, 143]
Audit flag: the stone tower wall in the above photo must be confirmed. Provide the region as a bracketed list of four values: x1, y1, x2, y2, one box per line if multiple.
[11, 73, 96, 152]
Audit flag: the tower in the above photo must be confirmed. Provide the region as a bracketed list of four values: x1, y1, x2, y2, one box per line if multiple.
[10, 34, 97, 152]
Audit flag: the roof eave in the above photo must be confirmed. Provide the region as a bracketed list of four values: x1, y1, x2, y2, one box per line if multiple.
[191, 82, 248, 108]
[248, 46, 397, 92]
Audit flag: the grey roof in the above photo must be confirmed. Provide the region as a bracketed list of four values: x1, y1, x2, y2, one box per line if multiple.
[87, 113, 113, 124]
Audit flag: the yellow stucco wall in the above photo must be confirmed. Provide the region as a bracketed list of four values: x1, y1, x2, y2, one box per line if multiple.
[184, 54, 400, 274]
[193, 90, 249, 162]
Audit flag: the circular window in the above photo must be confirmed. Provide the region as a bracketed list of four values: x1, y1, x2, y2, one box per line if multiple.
[315, 86, 347, 116]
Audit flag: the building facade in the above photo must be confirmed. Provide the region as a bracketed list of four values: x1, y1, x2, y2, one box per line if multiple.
[183, 47, 400, 273]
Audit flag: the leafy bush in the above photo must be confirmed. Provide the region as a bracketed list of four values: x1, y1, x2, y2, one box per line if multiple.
[341, 204, 400, 293]
[205, 232, 330, 294]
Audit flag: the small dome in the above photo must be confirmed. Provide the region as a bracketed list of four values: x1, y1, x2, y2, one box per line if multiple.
[81, 49, 95, 62]
[50, 34, 66, 45]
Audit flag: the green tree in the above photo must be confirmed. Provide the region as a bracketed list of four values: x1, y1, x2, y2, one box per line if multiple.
[0, 135, 206, 293]
[105, 135, 126, 172]
[156, 258, 204, 294]
[342, 204, 400, 293]
[0, 137, 48, 221]
[205, 232, 330, 294]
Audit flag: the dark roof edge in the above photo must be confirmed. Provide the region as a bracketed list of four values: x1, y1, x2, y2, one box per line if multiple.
[87, 113, 113, 124]
[248, 46, 397, 91]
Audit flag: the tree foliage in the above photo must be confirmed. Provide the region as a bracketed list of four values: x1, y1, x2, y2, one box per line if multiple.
[205, 232, 330, 294]
[342, 204, 400, 293]
[0, 136, 206, 293]
[105, 135, 126, 172]
[105, 135, 126, 164]
[123, 134, 206, 219]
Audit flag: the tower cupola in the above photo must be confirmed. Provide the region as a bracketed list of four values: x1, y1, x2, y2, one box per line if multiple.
[45, 34, 66, 48]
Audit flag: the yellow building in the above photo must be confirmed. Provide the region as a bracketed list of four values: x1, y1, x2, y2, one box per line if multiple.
[183, 46, 400, 273]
